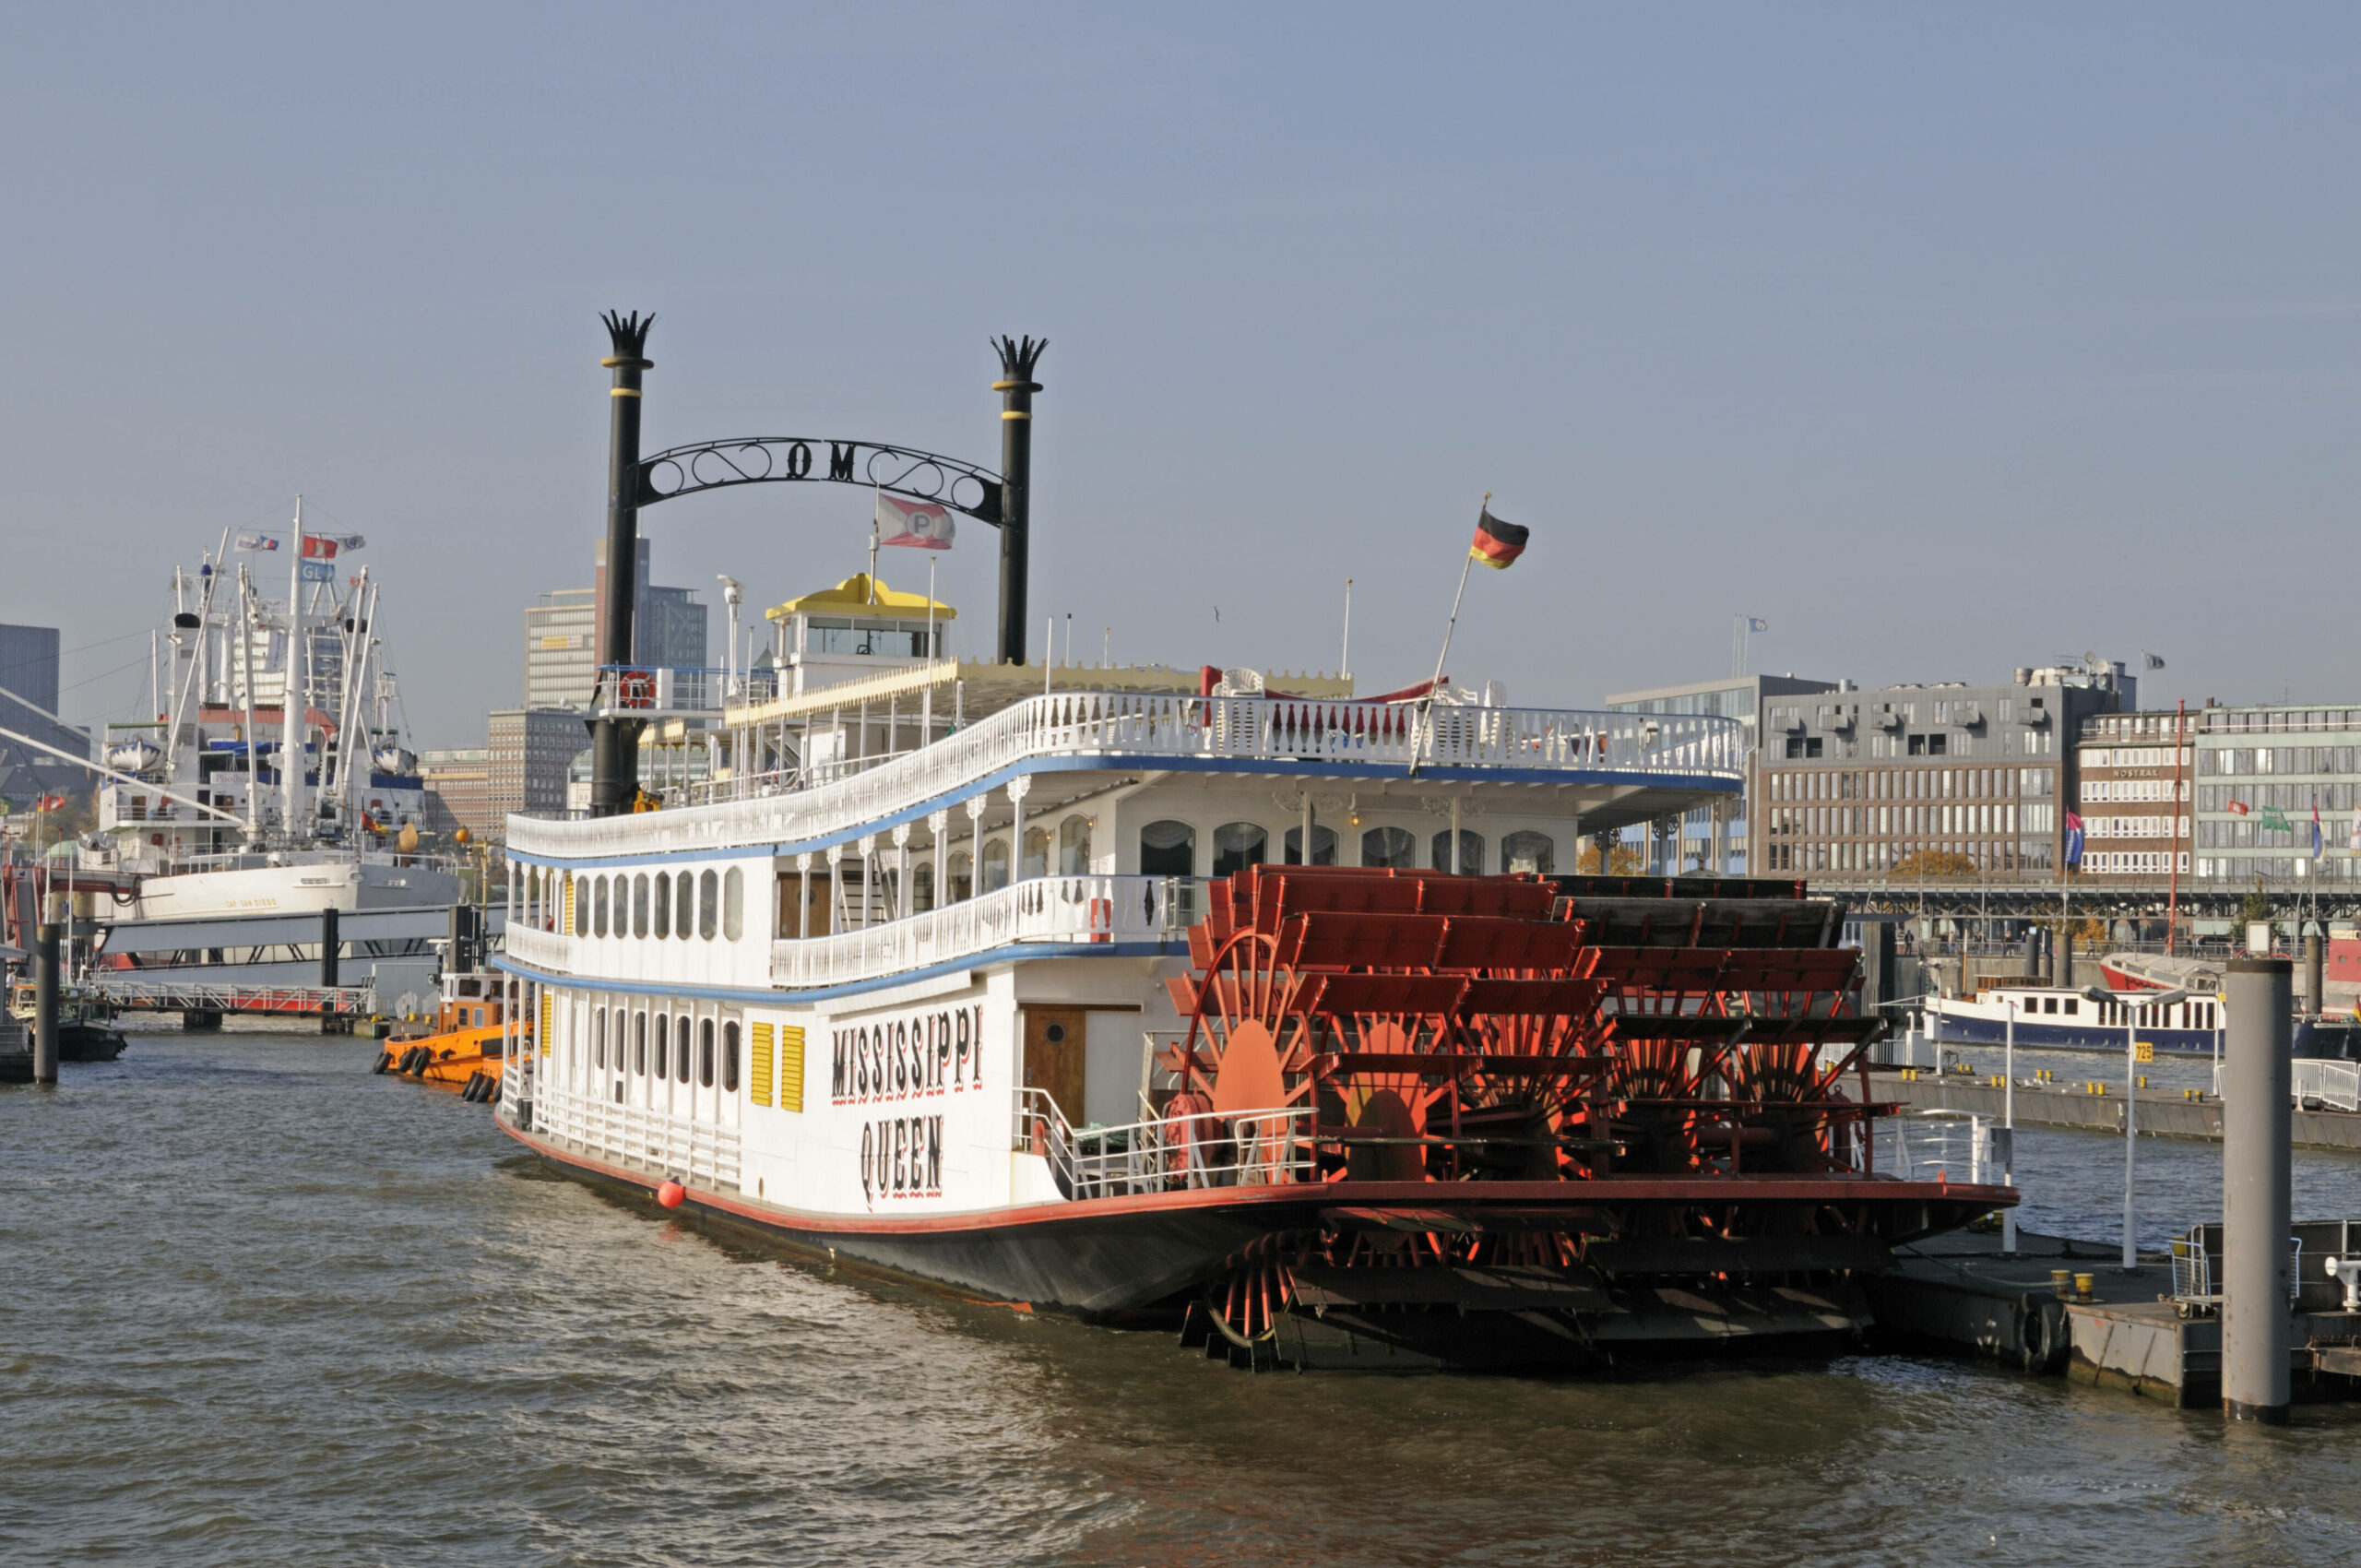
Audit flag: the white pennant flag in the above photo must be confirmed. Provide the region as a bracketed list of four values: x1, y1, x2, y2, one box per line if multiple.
[876, 493, 955, 550]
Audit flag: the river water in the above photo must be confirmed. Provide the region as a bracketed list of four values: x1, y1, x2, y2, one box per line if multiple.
[4, 1023, 2359, 1567]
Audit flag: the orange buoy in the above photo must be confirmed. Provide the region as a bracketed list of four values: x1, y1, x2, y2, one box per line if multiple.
[657, 1179, 685, 1209]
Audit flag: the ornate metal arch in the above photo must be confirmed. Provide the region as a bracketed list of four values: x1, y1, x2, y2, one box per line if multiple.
[635, 436, 1005, 526]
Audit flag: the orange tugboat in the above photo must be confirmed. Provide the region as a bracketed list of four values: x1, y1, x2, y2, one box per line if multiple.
[375, 971, 518, 1101]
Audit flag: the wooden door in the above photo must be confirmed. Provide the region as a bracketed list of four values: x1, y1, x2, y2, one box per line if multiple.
[775, 873, 832, 938]
[1022, 1007, 1089, 1125]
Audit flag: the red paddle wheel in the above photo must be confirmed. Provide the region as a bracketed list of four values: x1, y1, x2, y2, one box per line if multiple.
[1156, 864, 2006, 1368]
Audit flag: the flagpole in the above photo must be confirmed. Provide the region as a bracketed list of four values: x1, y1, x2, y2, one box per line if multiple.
[1407, 495, 1485, 779]
[869, 485, 881, 604]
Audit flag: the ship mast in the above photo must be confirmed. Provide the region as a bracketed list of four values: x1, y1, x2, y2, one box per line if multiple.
[236, 564, 260, 844]
[280, 495, 308, 845]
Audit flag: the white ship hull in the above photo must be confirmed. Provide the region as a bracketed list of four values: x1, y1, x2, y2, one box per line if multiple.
[120, 858, 458, 921]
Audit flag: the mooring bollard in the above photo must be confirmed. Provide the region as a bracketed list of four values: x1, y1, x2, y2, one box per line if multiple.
[32, 917, 60, 1086]
[2222, 955, 2292, 1424]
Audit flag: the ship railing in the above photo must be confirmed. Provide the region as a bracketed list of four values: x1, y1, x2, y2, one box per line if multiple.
[506, 693, 1745, 859]
[2169, 1225, 2304, 1308]
[1012, 1087, 1319, 1200]
[771, 875, 1204, 990]
[588, 664, 779, 719]
[503, 923, 571, 973]
[1864, 1109, 1999, 1184]
[536, 1082, 742, 1189]
[2294, 1058, 2361, 1113]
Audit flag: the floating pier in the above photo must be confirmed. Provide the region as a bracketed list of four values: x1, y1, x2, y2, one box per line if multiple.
[1872, 1225, 2361, 1408]
[1869, 1069, 2361, 1150]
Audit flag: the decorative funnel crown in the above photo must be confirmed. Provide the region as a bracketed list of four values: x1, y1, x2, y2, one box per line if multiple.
[991, 334, 1047, 390]
[601, 310, 656, 363]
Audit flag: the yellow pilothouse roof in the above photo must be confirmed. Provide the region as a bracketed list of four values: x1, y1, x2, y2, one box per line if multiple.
[765, 573, 956, 621]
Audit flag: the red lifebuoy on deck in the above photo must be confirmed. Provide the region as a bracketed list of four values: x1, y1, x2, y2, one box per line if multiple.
[618, 671, 657, 709]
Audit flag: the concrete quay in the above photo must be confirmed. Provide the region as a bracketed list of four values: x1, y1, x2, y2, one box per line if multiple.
[1868, 1067, 2361, 1150]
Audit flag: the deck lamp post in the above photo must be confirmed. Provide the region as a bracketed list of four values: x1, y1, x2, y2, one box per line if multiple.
[2084, 983, 2186, 1271]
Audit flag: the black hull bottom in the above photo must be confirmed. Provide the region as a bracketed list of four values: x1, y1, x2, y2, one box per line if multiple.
[58, 1026, 127, 1063]
[508, 1118, 2006, 1368]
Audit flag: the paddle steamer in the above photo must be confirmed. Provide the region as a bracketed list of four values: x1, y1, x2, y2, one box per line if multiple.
[491, 324, 2012, 1368]
[492, 593, 2017, 1367]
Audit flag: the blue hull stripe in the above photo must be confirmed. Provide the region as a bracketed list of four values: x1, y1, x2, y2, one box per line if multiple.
[506, 754, 1738, 869]
[1930, 1015, 2221, 1055]
[492, 937, 1183, 1005]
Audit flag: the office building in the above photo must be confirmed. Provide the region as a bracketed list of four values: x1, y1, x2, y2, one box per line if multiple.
[1754, 661, 2130, 881]
[0, 622, 92, 807]
[1606, 673, 1838, 873]
[419, 747, 495, 841]
[489, 707, 584, 826]
[530, 540, 709, 710]
[2190, 703, 2361, 887]
[524, 589, 599, 709]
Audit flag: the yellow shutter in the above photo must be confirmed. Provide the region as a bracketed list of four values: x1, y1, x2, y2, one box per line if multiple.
[563, 875, 575, 932]
[778, 1026, 805, 1113]
[539, 988, 552, 1056]
[749, 1021, 776, 1107]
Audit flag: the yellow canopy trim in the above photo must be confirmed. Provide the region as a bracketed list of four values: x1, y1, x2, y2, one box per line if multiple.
[765, 573, 957, 621]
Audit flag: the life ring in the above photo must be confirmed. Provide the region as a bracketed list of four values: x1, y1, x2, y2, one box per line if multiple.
[617, 670, 657, 709]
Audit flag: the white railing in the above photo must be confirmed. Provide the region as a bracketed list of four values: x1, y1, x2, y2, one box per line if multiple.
[1869, 1109, 1995, 1183]
[82, 978, 377, 1013]
[2295, 1059, 2361, 1112]
[591, 664, 779, 718]
[1012, 1087, 1318, 1199]
[2169, 1226, 2303, 1306]
[507, 692, 1744, 860]
[536, 1083, 742, 1188]
[503, 923, 573, 973]
[773, 875, 1204, 990]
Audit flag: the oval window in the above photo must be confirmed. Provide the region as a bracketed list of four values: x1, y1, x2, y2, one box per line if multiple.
[676, 1016, 693, 1080]
[653, 871, 671, 939]
[593, 1009, 606, 1071]
[699, 1018, 715, 1087]
[699, 870, 719, 940]
[723, 866, 744, 941]
[633, 1011, 647, 1075]
[722, 1021, 741, 1093]
[633, 873, 651, 938]
[675, 873, 694, 940]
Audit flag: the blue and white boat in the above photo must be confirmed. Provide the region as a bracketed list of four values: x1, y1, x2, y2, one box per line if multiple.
[1928, 984, 2225, 1056]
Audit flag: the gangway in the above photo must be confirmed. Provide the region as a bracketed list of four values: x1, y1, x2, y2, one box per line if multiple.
[85, 978, 378, 1017]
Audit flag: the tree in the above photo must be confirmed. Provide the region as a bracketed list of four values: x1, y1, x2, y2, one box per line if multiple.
[1573, 840, 1647, 875]
[1889, 849, 1977, 881]
[2240, 878, 2272, 928]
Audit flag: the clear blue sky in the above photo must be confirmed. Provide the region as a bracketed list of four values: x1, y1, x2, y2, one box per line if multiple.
[5, 6, 2355, 745]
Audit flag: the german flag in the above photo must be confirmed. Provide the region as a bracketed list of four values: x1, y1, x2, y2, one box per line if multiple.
[1468, 505, 1528, 570]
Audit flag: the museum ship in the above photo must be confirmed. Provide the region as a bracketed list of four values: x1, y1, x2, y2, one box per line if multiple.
[490, 576, 2012, 1368]
[6, 501, 462, 993]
